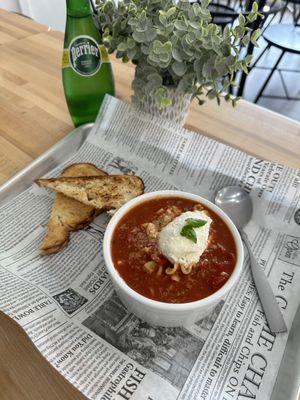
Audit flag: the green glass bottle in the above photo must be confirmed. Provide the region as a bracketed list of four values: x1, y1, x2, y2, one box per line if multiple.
[62, 0, 115, 126]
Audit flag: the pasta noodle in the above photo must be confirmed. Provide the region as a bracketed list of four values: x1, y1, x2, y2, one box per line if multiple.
[181, 264, 193, 275]
[165, 263, 179, 275]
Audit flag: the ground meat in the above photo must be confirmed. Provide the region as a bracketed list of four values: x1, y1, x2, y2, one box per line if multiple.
[157, 206, 182, 228]
[124, 206, 185, 269]
[193, 204, 205, 211]
[142, 206, 182, 242]
[142, 222, 158, 239]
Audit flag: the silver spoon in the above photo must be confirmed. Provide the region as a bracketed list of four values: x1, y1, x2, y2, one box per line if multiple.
[215, 186, 287, 333]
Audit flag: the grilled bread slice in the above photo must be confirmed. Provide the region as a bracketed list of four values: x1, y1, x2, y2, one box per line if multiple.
[40, 163, 107, 255]
[36, 175, 144, 211]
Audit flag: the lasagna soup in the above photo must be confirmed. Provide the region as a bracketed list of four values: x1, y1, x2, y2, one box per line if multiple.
[111, 197, 236, 303]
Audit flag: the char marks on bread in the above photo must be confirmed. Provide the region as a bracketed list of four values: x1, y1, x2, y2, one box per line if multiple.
[40, 163, 107, 255]
[36, 175, 145, 211]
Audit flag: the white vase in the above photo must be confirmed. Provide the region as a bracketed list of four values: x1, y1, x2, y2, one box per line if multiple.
[133, 87, 192, 126]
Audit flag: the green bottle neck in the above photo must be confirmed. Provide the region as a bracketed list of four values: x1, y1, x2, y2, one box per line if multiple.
[66, 0, 91, 17]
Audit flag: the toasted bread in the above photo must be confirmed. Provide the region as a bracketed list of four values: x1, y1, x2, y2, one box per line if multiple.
[40, 163, 107, 255]
[36, 175, 144, 210]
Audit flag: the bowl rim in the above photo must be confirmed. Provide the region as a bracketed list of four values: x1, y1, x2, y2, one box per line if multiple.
[103, 190, 244, 311]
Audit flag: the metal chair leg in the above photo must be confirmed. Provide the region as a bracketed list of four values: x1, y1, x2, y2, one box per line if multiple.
[237, 41, 255, 97]
[236, 43, 270, 98]
[251, 43, 270, 69]
[279, 0, 289, 22]
[278, 70, 290, 99]
[254, 49, 285, 103]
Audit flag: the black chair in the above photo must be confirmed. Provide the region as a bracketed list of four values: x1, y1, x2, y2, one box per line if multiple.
[194, 0, 285, 96]
[251, 0, 300, 102]
[209, 0, 245, 28]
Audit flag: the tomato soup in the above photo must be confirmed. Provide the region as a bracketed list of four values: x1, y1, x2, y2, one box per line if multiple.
[111, 197, 236, 303]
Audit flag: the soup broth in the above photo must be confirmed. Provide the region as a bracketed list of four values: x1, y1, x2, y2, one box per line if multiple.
[111, 197, 236, 303]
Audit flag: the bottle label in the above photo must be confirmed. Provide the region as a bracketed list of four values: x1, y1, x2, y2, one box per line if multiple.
[63, 35, 108, 76]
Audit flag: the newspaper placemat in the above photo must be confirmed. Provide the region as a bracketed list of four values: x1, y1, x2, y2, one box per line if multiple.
[0, 95, 299, 400]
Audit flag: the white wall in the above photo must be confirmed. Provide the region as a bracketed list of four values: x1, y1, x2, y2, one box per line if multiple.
[0, 0, 20, 12]
[19, 0, 66, 31]
[1, 0, 97, 32]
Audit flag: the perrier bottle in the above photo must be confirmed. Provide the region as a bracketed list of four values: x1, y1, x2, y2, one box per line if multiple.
[62, 0, 115, 126]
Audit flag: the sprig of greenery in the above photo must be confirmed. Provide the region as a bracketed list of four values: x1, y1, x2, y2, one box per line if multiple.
[97, 0, 261, 108]
[180, 218, 207, 243]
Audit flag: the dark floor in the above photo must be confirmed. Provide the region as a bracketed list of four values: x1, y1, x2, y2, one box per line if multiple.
[242, 10, 300, 121]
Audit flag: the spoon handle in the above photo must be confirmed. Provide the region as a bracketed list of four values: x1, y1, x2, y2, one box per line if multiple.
[240, 230, 287, 333]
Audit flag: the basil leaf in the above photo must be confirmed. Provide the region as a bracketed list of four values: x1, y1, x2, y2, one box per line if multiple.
[186, 218, 207, 228]
[180, 226, 197, 243]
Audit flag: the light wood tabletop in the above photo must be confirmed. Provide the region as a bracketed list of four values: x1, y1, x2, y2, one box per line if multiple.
[0, 8, 299, 400]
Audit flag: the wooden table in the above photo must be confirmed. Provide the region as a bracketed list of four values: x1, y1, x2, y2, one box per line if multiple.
[0, 9, 299, 400]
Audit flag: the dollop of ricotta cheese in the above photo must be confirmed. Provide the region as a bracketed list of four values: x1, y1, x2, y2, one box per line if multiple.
[158, 211, 212, 269]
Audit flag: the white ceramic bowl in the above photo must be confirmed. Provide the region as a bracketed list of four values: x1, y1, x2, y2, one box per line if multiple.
[103, 190, 244, 327]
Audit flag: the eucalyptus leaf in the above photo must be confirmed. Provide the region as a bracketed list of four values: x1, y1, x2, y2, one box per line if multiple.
[174, 20, 188, 31]
[167, 6, 176, 17]
[234, 25, 245, 38]
[172, 47, 184, 62]
[132, 31, 146, 43]
[141, 44, 149, 54]
[172, 61, 187, 76]
[251, 28, 261, 47]
[97, 0, 260, 109]
[127, 37, 136, 49]
[127, 47, 137, 59]
[238, 14, 245, 26]
[192, 2, 200, 16]
[188, 6, 196, 20]
[117, 42, 127, 52]
[187, 20, 198, 30]
[223, 25, 230, 39]
[159, 14, 168, 26]
[202, 61, 212, 78]
[146, 28, 157, 41]
[148, 73, 163, 85]
[159, 52, 172, 64]
[220, 43, 231, 57]
[242, 35, 250, 47]
[165, 24, 176, 35]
